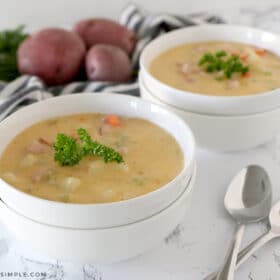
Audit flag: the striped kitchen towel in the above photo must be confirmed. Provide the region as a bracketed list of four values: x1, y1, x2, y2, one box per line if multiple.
[0, 4, 224, 121]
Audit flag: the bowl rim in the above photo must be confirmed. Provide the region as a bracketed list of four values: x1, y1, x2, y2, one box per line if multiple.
[0, 93, 196, 209]
[139, 71, 280, 120]
[139, 72, 280, 119]
[139, 24, 280, 115]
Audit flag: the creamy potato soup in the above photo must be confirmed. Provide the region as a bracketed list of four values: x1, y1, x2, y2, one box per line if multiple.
[0, 114, 183, 204]
[149, 41, 280, 96]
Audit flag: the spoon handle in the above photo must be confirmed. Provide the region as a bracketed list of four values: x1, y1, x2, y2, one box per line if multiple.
[204, 230, 276, 280]
[214, 224, 245, 280]
[235, 230, 276, 269]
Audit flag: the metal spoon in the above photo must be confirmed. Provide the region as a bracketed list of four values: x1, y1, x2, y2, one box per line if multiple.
[205, 165, 272, 280]
[205, 198, 280, 280]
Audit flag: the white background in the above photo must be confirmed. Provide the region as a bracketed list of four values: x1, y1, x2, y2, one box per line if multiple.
[0, 0, 279, 31]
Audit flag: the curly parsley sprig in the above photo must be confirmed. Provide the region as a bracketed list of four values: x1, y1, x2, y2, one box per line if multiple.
[53, 128, 124, 166]
[198, 50, 249, 79]
[77, 128, 124, 163]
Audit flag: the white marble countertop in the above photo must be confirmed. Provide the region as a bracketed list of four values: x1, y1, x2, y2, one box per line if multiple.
[2, 4, 280, 280]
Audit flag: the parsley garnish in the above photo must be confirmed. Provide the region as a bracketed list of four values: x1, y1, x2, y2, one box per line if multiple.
[198, 50, 249, 79]
[53, 128, 124, 166]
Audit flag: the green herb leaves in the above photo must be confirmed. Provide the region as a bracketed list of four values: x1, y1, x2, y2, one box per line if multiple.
[53, 134, 83, 166]
[0, 25, 28, 81]
[77, 128, 124, 164]
[53, 128, 124, 166]
[199, 50, 249, 79]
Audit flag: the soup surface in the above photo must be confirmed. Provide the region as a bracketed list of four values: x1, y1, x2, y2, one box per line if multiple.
[0, 114, 183, 203]
[149, 41, 280, 96]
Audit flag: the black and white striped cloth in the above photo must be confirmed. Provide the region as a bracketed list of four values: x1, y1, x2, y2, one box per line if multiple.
[0, 4, 224, 121]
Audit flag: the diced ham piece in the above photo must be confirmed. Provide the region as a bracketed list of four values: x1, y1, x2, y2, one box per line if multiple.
[118, 146, 128, 155]
[38, 137, 52, 147]
[184, 77, 195, 83]
[27, 139, 50, 154]
[227, 80, 240, 89]
[31, 167, 50, 182]
[98, 124, 112, 136]
[196, 45, 207, 53]
[240, 54, 249, 61]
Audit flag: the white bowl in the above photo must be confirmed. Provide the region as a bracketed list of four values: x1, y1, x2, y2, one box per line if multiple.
[140, 24, 280, 116]
[0, 93, 195, 228]
[0, 168, 196, 264]
[139, 74, 280, 151]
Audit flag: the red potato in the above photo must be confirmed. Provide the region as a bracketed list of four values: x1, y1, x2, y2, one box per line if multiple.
[17, 28, 86, 86]
[74, 18, 137, 55]
[86, 44, 131, 82]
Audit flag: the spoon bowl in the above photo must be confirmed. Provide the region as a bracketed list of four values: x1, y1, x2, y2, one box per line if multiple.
[224, 165, 272, 223]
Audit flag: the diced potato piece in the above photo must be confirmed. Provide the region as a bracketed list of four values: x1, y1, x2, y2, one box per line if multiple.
[100, 189, 116, 201]
[59, 194, 70, 203]
[117, 162, 129, 172]
[2, 172, 18, 183]
[20, 154, 37, 167]
[227, 80, 240, 89]
[88, 160, 106, 175]
[132, 176, 145, 186]
[121, 191, 137, 201]
[62, 177, 81, 191]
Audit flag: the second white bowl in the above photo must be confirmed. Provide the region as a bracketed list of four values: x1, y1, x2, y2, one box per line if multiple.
[140, 25, 280, 116]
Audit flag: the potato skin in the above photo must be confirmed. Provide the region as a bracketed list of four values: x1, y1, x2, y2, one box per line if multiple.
[74, 18, 137, 55]
[86, 44, 131, 82]
[17, 28, 86, 86]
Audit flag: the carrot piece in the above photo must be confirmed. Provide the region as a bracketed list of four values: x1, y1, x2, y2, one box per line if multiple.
[105, 115, 121, 127]
[242, 72, 251, 78]
[255, 48, 266, 56]
[79, 116, 86, 122]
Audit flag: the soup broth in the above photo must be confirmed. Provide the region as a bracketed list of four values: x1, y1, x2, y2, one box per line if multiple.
[150, 41, 280, 96]
[0, 114, 183, 204]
